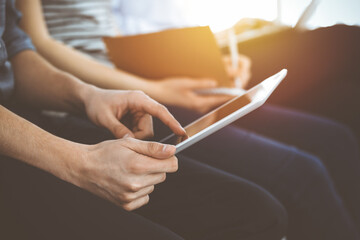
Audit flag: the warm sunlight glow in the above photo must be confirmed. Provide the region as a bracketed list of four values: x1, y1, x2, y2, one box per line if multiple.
[184, 0, 360, 32]
[185, 0, 277, 32]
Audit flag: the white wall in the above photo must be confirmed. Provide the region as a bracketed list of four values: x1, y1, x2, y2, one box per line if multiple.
[280, 0, 360, 29]
[185, 0, 360, 31]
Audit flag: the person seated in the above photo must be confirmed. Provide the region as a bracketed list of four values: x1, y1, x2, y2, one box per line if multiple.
[0, 1, 294, 239]
[115, 0, 360, 144]
[14, 0, 360, 239]
[219, 12, 360, 144]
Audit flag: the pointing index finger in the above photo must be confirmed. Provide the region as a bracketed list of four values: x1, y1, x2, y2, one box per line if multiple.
[139, 98, 186, 136]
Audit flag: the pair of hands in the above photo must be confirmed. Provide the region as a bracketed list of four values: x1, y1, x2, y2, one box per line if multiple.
[148, 54, 251, 113]
[71, 54, 251, 211]
[73, 88, 185, 211]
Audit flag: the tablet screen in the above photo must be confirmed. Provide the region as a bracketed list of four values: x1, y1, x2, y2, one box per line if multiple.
[163, 94, 251, 145]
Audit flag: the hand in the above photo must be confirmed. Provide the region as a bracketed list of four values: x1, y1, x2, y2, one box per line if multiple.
[83, 87, 186, 139]
[223, 54, 252, 89]
[72, 137, 178, 211]
[149, 78, 233, 114]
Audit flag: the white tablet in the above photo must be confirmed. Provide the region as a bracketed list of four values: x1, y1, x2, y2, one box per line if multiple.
[161, 69, 287, 153]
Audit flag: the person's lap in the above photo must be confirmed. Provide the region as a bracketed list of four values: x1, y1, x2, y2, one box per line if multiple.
[0, 106, 287, 240]
[235, 104, 360, 230]
[0, 153, 287, 240]
[181, 123, 357, 239]
[3, 103, 358, 239]
[0, 156, 184, 240]
[44, 104, 359, 239]
[135, 155, 286, 240]
[167, 104, 359, 239]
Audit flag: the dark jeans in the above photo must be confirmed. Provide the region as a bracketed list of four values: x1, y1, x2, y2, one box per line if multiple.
[167, 105, 360, 240]
[236, 104, 360, 231]
[0, 106, 286, 240]
[225, 25, 360, 142]
[1, 104, 359, 239]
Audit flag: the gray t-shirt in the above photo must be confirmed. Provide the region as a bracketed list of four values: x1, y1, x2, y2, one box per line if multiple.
[0, 0, 35, 103]
[41, 0, 117, 66]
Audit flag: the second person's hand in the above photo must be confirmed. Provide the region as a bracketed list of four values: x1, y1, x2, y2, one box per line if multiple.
[149, 77, 233, 114]
[222, 54, 252, 89]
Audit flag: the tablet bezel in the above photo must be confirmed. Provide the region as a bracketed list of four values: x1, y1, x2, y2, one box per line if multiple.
[161, 69, 287, 153]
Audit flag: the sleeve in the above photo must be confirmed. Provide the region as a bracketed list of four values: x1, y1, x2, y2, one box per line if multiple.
[3, 0, 35, 59]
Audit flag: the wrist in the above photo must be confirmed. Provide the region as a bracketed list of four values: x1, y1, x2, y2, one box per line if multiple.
[75, 82, 98, 110]
[53, 70, 98, 113]
[60, 142, 103, 190]
[51, 139, 91, 186]
[143, 80, 164, 103]
[127, 75, 155, 95]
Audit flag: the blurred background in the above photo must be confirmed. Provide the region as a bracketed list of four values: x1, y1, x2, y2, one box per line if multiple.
[186, 0, 360, 31]
[112, 0, 360, 140]
[115, 0, 360, 34]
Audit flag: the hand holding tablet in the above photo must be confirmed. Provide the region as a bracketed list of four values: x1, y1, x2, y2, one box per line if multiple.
[161, 69, 287, 153]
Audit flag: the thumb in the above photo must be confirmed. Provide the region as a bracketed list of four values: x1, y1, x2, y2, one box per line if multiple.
[124, 138, 176, 159]
[106, 115, 135, 139]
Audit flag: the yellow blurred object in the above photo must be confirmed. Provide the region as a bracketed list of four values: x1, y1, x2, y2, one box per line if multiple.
[103, 26, 233, 87]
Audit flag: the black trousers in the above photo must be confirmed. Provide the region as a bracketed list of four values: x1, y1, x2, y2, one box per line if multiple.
[0, 107, 287, 240]
[2, 103, 360, 239]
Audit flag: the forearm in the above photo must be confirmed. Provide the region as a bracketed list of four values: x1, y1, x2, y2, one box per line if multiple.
[0, 106, 85, 182]
[16, 0, 151, 93]
[33, 38, 151, 92]
[11, 50, 94, 113]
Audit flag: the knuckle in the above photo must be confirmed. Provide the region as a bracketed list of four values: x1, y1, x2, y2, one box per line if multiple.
[128, 182, 142, 192]
[127, 161, 143, 174]
[122, 203, 134, 212]
[159, 173, 166, 183]
[148, 185, 155, 194]
[144, 195, 150, 205]
[119, 192, 133, 203]
[123, 178, 141, 192]
[158, 104, 169, 113]
[153, 102, 167, 114]
[147, 142, 160, 154]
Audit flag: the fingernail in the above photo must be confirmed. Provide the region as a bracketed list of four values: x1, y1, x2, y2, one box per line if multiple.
[162, 145, 168, 152]
[123, 134, 130, 139]
[177, 123, 185, 132]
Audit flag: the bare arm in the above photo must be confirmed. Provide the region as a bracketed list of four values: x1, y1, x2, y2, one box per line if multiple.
[0, 104, 178, 211]
[16, 0, 149, 92]
[16, 0, 234, 113]
[12, 50, 89, 112]
[12, 50, 185, 136]
[2, 49, 186, 211]
[0, 105, 82, 181]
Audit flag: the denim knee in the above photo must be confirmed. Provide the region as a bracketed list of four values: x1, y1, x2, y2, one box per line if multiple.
[272, 147, 336, 203]
[247, 188, 288, 240]
[319, 119, 359, 152]
[283, 149, 359, 240]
